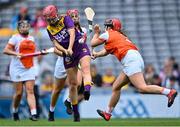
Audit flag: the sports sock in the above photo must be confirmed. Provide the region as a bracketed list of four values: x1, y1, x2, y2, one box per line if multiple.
[31, 109, 37, 115]
[72, 104, 78, 114]
[161, 88, 171, 95]
[84, 82, 92, 91]
[66, 97, 71, 102]
[84, 85, 91, 91]
[12, 107, 18, 113]
[106, 107, 114, 114]
[50, 106, 55, 112]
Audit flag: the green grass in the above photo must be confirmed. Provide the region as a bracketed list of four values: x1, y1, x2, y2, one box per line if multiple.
[0, 118, 180, 126]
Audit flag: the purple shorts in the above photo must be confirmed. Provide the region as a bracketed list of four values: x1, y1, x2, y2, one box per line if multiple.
[63, 43, 91, 69]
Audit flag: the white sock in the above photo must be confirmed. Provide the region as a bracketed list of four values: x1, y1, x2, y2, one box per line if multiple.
[12, 107, 18, 113]
[106, 107, 114, 114]
[31, 109, 37, 115]
[67, 97, 71, 102]
[50, 106, 55, 112]
[161, 88, 171, 95]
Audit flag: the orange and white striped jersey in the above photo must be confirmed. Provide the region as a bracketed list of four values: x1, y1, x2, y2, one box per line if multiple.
[99, 29, 138, 61]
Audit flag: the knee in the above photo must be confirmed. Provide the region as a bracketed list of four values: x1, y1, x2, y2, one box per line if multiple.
[69, 85, 77, 92]
[26, 87, 34, 95]
[69, 79, 77, 86]
[81, 63, 90, 73]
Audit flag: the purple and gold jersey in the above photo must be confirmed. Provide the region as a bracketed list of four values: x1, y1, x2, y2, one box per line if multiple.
[47, 16, 82, 49]
[47, 16, 90, 69]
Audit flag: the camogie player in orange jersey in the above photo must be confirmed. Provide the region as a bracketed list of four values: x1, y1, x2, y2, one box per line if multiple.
[3, 20, 38, 121]
[91, 18, 178, 121]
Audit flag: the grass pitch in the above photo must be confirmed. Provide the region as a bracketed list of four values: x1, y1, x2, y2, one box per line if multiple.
[0, 118, 180, 126]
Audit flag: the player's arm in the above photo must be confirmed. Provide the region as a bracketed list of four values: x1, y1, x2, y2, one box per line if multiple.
[47, 29, 68, 55]
[52, 39, 68, 55]
[3, 43, 22, 57]
[64, 15, 76, 56]
[54, 47, 63, 56]
[91, 24, 105, 47]
[67, 28, 75, 56]
[92, 48, 109, 59]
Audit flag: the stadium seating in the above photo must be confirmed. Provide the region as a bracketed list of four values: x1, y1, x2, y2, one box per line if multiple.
[0, 0, 180, 76]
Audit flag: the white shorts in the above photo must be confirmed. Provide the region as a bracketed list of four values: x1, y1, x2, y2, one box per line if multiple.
[9, 63, 36, 82]
[54, 57, 67, 79]
[121, 50, 144, 76]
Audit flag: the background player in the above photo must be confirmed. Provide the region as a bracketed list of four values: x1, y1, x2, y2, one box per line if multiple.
[64, 8, 92, 114]
[3, 20, 38, 121]
[91, 18, 178, 121]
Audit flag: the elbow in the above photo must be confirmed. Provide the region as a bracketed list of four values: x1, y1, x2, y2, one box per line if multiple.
[91, 40, 96, 47]
[3, 49, 7, 54]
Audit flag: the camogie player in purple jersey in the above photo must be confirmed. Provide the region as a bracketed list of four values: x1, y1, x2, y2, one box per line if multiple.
[43, 5, 92, 122]
[63, 8, 93, 116]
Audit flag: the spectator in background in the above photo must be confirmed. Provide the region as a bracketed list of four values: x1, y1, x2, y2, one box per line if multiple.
[40, 71, 54, 94]
[0, 18, 2, 28]
[152, 74, 162, 86]
[102, 67, 116, 87]
[91, 64, 102, 87]
[165, 76, 180, 91]
[159, 57, 180, 87]
[31, 8, 47, 34]
[144, 64, 161, 85]
[10, 6, 31, 30]
[168, 56, 180, 85]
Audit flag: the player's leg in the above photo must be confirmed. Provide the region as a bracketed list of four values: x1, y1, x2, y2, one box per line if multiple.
[64, 69, 83, 115]
[49, 56, 68, 120]
[50, 77, 66, 109]
[48, 77, 66, 121]
[97, 72, 129, 121]
[66, 67, 80, 122]
[129, 72, 177, 107]
[79, 55, 92, 100]
[25, 80, 38, 121]
[77, 68, 83, 90]
[33, 85, 40, 118]
[77, 69, 85, 102]
[64, 77, 73, 115]
[12, 82, 23, 121]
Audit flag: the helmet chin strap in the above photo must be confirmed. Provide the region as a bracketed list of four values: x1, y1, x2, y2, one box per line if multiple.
[20, 31, 29, 36]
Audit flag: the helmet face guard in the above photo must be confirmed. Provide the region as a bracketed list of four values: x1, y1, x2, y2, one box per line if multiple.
[104, 18, 121, 31]
[17, 20, 30, 35]
[43, 5, 59, 26]
[46, 17, 59, 26]
[104, 19, 113, 28]
[66, 9, 79, 24]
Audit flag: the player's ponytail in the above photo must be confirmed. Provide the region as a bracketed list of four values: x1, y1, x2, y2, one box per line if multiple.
[118, 29, 127, 37]
[77, 23, 83, 33]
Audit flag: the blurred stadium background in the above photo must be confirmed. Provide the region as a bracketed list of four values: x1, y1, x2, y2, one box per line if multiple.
[0, 0, 180, 125]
